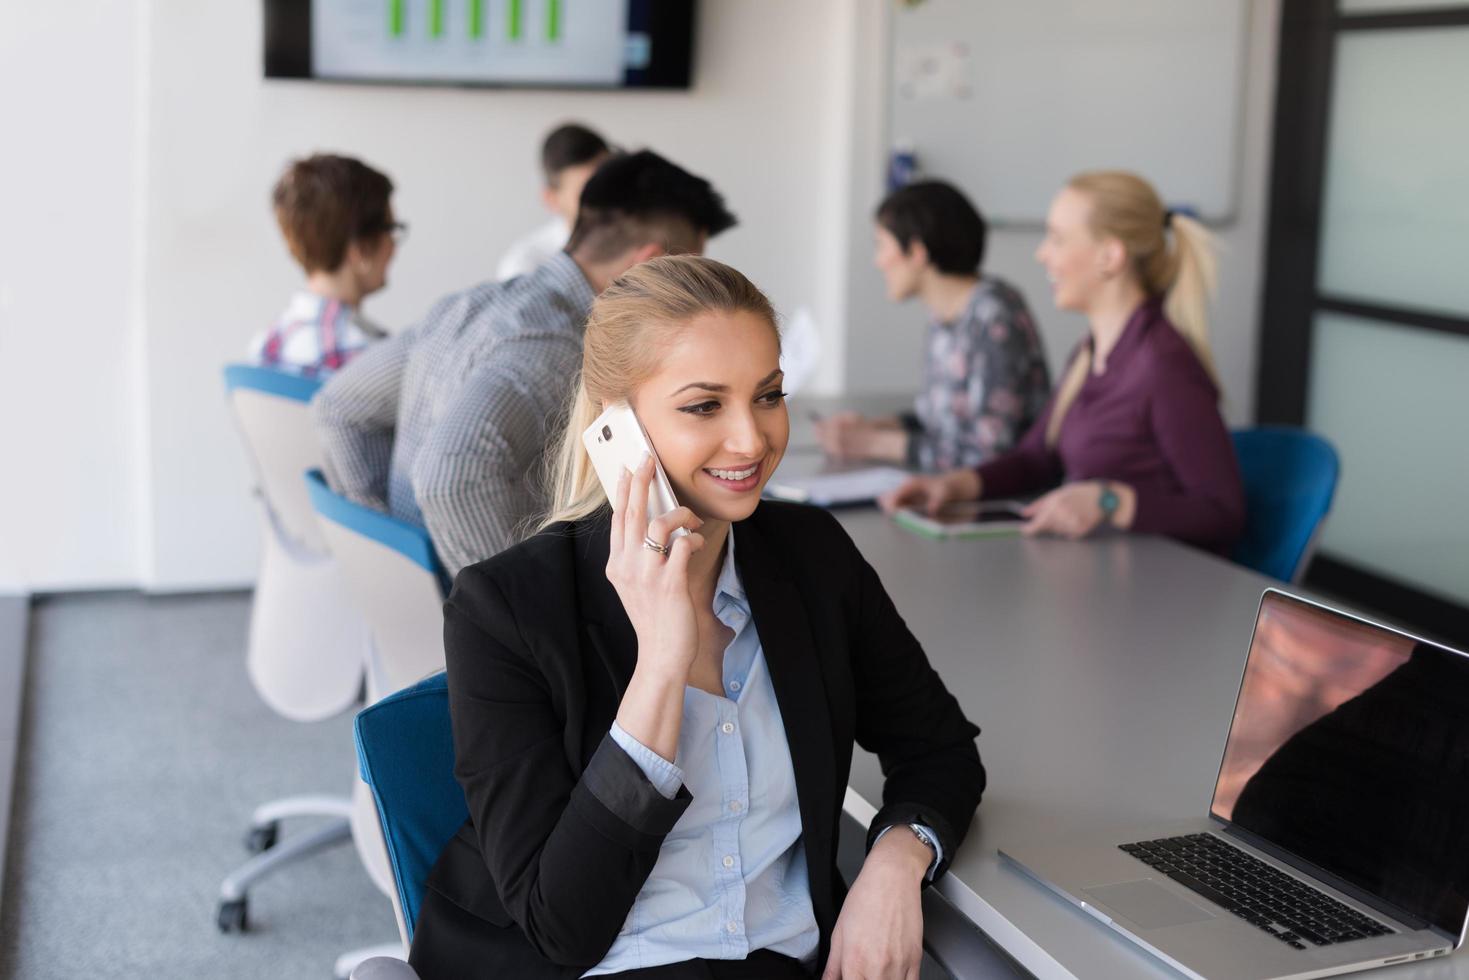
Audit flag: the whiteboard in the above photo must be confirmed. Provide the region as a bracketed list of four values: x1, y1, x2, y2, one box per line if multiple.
[888, 0, 1249, 225]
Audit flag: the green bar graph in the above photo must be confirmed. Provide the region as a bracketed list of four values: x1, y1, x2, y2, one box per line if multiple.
[386, 0, 566, 45]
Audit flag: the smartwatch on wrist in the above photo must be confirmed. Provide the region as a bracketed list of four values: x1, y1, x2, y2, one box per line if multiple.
[1098, 482, 1120, 527]
[907, 822, 938, 861]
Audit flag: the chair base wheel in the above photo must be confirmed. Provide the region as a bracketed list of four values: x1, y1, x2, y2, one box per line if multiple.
[245, 821, 280, 854]
[217, 898, 248, 933]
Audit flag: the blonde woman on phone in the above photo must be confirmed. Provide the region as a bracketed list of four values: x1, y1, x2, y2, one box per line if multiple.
[881, 171, 1245, 554]
[410, 256, 985, 980]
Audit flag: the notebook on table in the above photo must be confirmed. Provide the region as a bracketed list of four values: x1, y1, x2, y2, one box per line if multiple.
[763, 466, 909, 509]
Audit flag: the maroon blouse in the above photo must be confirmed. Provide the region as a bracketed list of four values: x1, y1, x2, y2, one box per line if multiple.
[975, 299, 1245, 554]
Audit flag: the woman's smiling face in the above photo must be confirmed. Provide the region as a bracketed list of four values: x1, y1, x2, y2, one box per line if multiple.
[627, 310, 789, 525]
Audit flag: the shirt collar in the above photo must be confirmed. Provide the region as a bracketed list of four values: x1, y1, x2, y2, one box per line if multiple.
[286, 290, 353, 319]
[714, 527, 747, 610]
[932, 278, 985, 330]
[1087, 296, 1161, 369]
[534, 250, 598, 320]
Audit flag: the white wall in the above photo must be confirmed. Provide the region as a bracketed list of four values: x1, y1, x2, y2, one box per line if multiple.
[844, 0, 1282, 430]
[5, 0, 1282, 591]
[138, 0, 860, 589]
[0, 0, 144, 593]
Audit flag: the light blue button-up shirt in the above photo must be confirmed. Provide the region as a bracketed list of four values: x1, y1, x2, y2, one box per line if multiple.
[591, 531, 818, 975]
[591, 530, 941, 976]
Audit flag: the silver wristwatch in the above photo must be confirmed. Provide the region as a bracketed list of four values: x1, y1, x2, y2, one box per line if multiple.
[907, 822, 938, 860]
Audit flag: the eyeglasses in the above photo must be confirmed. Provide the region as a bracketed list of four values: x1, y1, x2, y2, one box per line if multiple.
[387, 221, 409, 244]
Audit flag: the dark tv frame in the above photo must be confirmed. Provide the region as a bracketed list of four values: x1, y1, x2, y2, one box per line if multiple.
[264, 0, 695, 90]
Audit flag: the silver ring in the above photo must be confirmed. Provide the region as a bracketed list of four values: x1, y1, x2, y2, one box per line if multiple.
[642, 535, 671, 557]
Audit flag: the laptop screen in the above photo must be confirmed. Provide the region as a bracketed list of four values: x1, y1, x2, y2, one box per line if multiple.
[1211, 591, 1469, 937]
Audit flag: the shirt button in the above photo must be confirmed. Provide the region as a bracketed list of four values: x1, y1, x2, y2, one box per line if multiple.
[729, 800, 743, 813]
[720, 722, 735, 735]
[729, 680, 741, 692]
[722, 855, 735, 869]
[726, 920, 739, 934]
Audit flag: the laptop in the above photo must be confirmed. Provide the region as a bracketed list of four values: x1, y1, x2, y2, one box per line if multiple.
[1002, 589, 1469, 980]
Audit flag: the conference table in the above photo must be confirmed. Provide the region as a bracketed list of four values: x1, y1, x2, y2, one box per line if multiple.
[786, 398, 1461, 979]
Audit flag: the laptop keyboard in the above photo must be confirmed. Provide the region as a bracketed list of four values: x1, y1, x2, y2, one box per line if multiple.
[1120, 834, 1395, 951]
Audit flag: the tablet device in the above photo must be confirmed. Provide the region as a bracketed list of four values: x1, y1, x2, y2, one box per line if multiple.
[892, 500, 1027, 539]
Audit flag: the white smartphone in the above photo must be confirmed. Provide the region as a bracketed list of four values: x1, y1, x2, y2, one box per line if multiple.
[582, 401, 689, 539]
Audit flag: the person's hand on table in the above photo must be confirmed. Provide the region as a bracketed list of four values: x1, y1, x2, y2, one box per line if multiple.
[814, 412, 907, 463]
[878, 468, 981, 516]
[821, 828, 930, 980]
[1020, 480, 1134, 539]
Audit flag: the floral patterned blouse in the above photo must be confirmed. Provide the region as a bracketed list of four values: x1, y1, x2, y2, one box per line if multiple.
[905, 276, 1052, 471]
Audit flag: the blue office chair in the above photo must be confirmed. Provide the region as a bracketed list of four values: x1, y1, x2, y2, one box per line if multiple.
[350, 673, 465, 980]
[1230, 427, 1340, 583]
[305, 470, 450, 977]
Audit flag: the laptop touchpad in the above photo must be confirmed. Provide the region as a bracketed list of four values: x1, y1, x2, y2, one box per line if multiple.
[1084, 880, 1216, 929]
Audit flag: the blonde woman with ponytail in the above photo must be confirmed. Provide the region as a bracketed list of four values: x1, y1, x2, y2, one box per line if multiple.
[881, 171, 1245, 554]
[413, 256, 985, 980]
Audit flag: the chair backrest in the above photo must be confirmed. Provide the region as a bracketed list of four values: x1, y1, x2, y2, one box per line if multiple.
[1230, 427, 1341, 582]
[305, 470, 449, 699]
[224, 364, 329, 556]
[354, 672, 466, 943]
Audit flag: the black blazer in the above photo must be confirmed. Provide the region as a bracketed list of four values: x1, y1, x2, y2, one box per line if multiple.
[413, 501, 985, 978]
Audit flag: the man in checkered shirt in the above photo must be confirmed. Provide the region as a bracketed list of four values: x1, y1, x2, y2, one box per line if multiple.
[312, 150, 736, 577]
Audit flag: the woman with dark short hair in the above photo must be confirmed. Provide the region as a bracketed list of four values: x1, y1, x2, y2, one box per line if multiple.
[248, 153, 400, 377]
[815, 180, 1050, 470]
[881, 172, 1245, 555]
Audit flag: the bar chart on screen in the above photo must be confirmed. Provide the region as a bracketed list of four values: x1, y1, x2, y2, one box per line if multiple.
[314, 0, 629, 85]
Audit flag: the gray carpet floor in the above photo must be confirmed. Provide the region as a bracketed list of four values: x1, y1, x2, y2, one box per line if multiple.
[0, 591, 395, 979]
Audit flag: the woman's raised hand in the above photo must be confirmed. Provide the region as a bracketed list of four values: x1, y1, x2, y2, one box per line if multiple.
[606, 454, 706, 683]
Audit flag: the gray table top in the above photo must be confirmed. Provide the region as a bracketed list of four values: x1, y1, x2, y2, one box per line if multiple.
[829, 509, 1465, 980]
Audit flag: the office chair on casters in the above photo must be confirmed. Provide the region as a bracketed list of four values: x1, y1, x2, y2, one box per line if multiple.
[305, 469, 450, 978]
[1230, 427, 1341, 583]
[349, 672, 462, 980]
[218, 365, 371, 934]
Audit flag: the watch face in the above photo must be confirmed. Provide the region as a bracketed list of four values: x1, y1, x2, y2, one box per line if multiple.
[1099, 486, 1119, 513]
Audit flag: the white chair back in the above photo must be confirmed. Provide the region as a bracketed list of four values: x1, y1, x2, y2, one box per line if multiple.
[224, 365, 366, 722]
[304, 470, 447, 700]
[226, 366, 331, 556]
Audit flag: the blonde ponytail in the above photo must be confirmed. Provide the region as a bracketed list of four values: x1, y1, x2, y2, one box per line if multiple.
[538, 256, 779, 529]
[1045, 172, 1221, 448]
[1161, 212, 1219, 385]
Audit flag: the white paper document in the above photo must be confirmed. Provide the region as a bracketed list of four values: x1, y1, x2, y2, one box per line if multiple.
[763, 467, 910, 508]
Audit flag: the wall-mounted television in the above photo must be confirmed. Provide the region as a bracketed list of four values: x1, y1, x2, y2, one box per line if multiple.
[264, 0, 695, 90]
